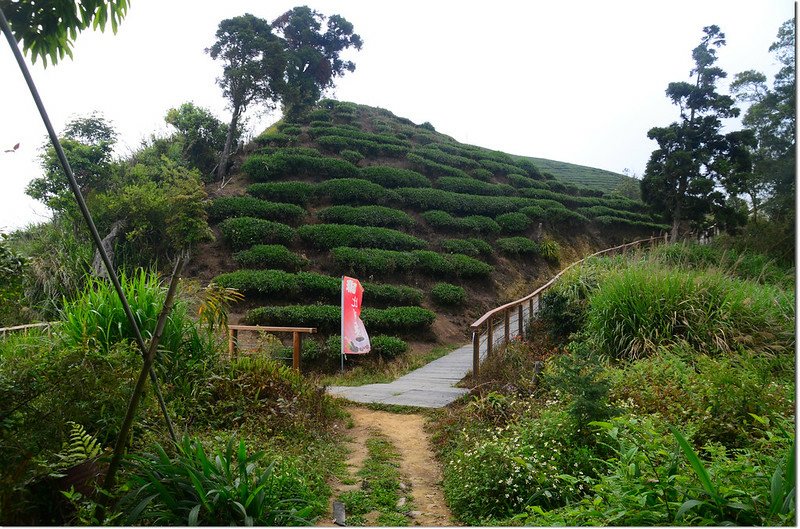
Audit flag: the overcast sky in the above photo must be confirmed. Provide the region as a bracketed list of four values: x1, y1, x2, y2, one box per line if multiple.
[0, 0, 793, 232]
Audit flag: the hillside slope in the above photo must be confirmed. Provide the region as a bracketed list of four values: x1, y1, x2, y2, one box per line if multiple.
[187, 100, 667, 355]
[515, 155, 636, 194]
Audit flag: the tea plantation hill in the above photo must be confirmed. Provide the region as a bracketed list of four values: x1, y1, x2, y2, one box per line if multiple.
[186, 100, 667, 356]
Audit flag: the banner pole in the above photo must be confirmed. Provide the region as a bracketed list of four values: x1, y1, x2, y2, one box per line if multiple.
[340, 276, 345, 373]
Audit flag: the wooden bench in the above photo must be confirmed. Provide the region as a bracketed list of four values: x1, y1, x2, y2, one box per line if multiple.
[227, 325, 317, 372]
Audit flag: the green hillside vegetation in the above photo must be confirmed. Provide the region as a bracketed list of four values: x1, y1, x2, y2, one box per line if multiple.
[517, 155, 637, 194]
[197, 99, 665, 362]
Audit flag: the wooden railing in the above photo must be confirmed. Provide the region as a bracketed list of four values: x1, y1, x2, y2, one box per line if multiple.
[0, 322, 53, 336]
[469, 234, 667, 378]
[227, 325, 317, 373]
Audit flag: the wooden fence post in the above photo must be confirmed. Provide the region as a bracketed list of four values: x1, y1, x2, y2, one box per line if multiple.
[487, 318, 494, 357]
[228, 328, 238, 358]
[292, 332, 301, 372]
[517, 304, 524, 337]
[504, 310, 510, 345]
[472, 330, 480, 380]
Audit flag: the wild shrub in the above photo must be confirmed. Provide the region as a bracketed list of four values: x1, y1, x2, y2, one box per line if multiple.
[584, 264, 795, 359]
[496, 236, 538, 255]
[358, 166, 431, 188]
[297, 224, 427, 251]
[317, 205, 414, 229]
[314, 178, 399, 206]
[496, 212, 531, 232]
[431, 283, 466, 306]
[119, 435, 318, 526]
[441, 238, 492, 256]
[539, 260, 608, 339]
[233, 244, 309, 271]
[218, 217, 296, 249]
[538, 239, 560, 262]
[206, 196, 306, 224]
[247, 181, 315, 206]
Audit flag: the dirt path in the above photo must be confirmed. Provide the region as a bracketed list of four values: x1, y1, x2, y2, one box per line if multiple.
[321, 406, 455, 527]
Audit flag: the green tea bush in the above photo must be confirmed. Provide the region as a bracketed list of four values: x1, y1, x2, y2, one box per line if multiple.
[446, 253, 494, 277]
[406, 152, 470, 178]
[306, 109, 331, 122]
[441, 238, 492, 256]
[593, 215, 669, 231]
[462, 215, 501, 234]
[245, 305, 435, 334]
[316, 135, 408, 157]
[396, 187, 529, 216]
[314, 178, 400, 206]
[545, 208, 589, 226]
[308, 125, 410, 147]
[317, 205, 414, 229]
[253, 131, 295, 147]
[469, 168, 493, 181]
[421, 210, 462, 230]
[577, 205, 656, 223]
[370, 335, 408, 360]
[496, 212, 531, 232]
[339, 149, 364, 165]
[436, 177, 515, 196]
[247, 181, 315, 206]
[585, 265, 795, 360]
[233, 244, 309, 271]
[478, 158, 526, 176]
[519, 205, 546, 220]
[496, 236, 538, 255]
[219, 217, 296, 249]
[297, 224, 427, 251]
[411, 146, 481, 169]
[331, 246, 418, 276]
[207, 196, 306, 224]
[413, 250, 493, 278]
[276, 124, 302, 136]
[242, 152, 358, 182]
[358, 166, 431, 188]
[431, 282, 466, 306]
[422, 210, 500, 233]
[508, 174, 549, 189]
[213, 269, 422, 307]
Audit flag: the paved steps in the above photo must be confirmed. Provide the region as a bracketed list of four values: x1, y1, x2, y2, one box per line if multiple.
[327, 302, 535, 408]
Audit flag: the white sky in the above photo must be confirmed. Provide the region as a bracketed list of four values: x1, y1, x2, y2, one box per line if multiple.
[0, 0, 794, 232]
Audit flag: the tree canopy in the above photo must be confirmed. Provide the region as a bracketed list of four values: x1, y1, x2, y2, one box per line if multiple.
[1, 0, 129, 66]
[642, 25, 754, 240]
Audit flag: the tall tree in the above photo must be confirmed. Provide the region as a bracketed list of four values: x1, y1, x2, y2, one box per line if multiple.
[642, 25, 754, 241]
[271, 6, 362, 119]
[730, 19, 795, 223]
[1, 0, 129, 66]
[207, 14, 285, 181]
[165, 102, 232, 179]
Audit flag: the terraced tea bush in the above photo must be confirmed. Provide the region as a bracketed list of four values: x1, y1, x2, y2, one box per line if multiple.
[316, 135, 408, 157]
[247, 181, 315, 205]
[233, 244, 309, 271]
[370, 335, 409, 360]
[446, 253, 494, 277]
[469, 168, 493, 181]
[441, 238, 492, 256]
[218, 217, 296, 249]
[496, 212, 531, 232]
[242, 152, 358, 181]
[306, 108, 331, 122]
[422, 210, 500, 233]
[507, 174, 549, 189]
[478, 158, 526, 176]
[245, 305, 435, 334]
[253, 131, 295, 147]
[421, 210, 462, 230]
[396, 187, 529, 216]
[577, 205, 657, 223]
[593, 215, 669, 232]
[308, 125, 410, 147]
[411, 146, 481, 169]
[436, 177, 515, 196]
[413, 250, 493, 278]
[359, 166, 431, 188]
[431, 282, 466, 306]
[519, 205, 546, 220]
[462, 215, 501, 233]
[544, 208, 589, 226]
[317, 205, 414, 229]
[314, 178, 399, 206]
[496, 237, 539, 255]
[339, 149, 364, 165]
[406, 152, 470, 178]
[298, 224, 427, 251]
[276, 124, 302, 135]
[330, 247, 418, 276]
[207, 196, 306, 224]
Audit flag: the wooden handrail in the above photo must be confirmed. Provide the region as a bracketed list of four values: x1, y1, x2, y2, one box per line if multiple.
[0, 322, 54, 334]
[470, 234, 666, 378]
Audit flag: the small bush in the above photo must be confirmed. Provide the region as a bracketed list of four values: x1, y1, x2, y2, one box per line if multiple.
[218, 217, 296, 249]
[233, 245, 309, 271]
[539, 239, 560, 262]
[317, 205, 414, 229]
[496, 236, 538, 255]
[315, 178, 399, 206]
[247, 181, 315, 206]
[441, 238, 492, 256]
[431, 282, 466, 306]
[207, 196, 306, 224]
[298, 224, 427, 251]
[358, 166, 431, 188]
[339, 149, 364, 165]
[496, 212, 531, 233]
[462, 215, 501, 234]
[370, 335, 408, 360]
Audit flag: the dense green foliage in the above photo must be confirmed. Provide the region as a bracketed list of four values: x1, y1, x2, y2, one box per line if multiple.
[317, 205, 414, 229]
[358, 166, 431, 188]
[207, 196, 306, 224]
[431, 282, 466, 306]
[247, 181, 315, 205]
[219, 217, 296, 249]
[244, 305, 436, 334]
[297, 224, 426, 251]
[233, 244, 309, 271]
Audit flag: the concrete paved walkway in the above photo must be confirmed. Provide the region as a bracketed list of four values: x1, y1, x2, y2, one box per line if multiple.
[327, 300, 537, 408]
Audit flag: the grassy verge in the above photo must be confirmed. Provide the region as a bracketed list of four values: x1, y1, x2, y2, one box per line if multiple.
[315, 344, 457, 386]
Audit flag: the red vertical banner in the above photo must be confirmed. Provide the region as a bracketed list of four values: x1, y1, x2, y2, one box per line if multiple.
[341, 276, 371, 355]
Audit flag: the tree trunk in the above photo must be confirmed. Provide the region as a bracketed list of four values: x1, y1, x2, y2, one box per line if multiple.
[91, 220, 126, 278]
[217, 105, 241, 181]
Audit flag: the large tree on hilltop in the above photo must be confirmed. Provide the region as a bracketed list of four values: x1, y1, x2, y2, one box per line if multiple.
[207, 14, 285, 181]
[642, 25, 754, 241]
[271, 6, 362, 119]
[730, 19, 795, 223]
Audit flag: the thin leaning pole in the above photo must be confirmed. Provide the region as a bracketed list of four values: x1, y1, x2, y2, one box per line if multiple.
[0, 8, 177, 444]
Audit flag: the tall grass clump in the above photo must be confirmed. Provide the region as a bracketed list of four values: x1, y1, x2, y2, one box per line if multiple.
[584, 264, 795, 360]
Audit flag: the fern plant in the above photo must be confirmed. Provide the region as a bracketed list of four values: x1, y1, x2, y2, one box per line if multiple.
[53, 422, 104, 472]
